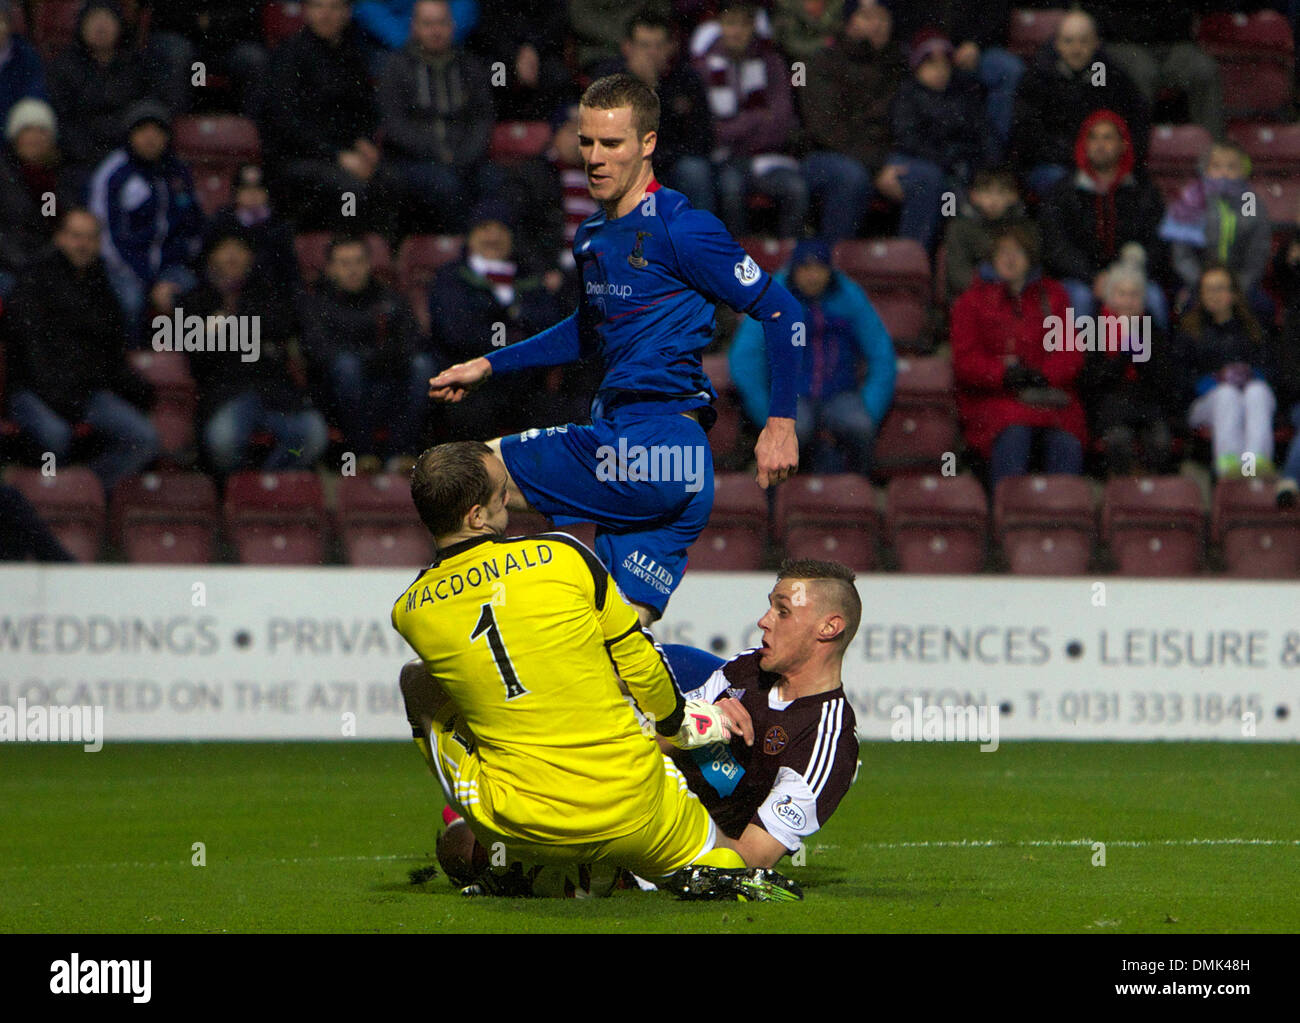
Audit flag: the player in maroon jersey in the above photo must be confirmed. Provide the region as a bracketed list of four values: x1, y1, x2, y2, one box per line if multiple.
[425, 559, 861, 891]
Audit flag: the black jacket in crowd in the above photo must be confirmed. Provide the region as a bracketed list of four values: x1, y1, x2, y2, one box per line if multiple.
[261, 22, 376, 167]
[2, 248, 154, 420]
[890, 70, 988, 177]
[297, 277, 424, 377]
[376, 42, 495, 166]
[800, 31, 906, 171]
[0, 145, 77, 278]
[1038, 170, 1167, 285]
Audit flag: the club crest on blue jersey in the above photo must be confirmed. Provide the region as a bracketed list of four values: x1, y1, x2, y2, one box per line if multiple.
[628, 231, 653, 269]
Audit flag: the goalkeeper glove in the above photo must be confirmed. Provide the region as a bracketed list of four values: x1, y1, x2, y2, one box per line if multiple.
[668, 700, 732, 749]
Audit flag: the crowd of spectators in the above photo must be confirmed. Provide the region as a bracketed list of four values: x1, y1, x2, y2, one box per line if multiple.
[3, 0, 1300, 566]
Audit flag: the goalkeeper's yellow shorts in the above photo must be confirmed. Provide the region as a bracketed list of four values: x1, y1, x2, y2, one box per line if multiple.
[427, 701, 717, 878]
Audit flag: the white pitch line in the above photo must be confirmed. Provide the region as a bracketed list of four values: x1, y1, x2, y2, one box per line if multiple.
[0, 853, 430, 872]
[852, 838, 1300, 849]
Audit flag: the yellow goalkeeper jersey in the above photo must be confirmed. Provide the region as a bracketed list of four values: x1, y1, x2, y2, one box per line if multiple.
[391, 531, 686, 845]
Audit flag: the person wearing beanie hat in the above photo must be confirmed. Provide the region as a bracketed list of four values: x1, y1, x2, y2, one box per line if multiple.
[730, 236, 895, 475]
[0, 97, 72, 291]
[46, 0, 170, 192]
[0, 1, 51, 129]
[6, 96, 55, 142]
[888, 26, 987, 250]
[86, 90, 203, 343]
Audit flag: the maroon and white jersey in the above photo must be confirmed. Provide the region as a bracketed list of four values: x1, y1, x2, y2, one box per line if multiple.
[671, 649, 859, 851]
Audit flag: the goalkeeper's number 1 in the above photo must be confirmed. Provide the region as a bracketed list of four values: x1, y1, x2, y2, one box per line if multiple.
[471, 604, 529, 701]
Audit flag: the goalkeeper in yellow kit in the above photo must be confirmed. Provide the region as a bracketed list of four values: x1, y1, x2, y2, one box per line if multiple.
[392, 440, 800, 899]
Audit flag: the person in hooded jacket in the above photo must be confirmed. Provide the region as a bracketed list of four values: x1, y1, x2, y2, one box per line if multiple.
[1038, 108, 1168, 326]
[951, 222, 1085, 491]
[86, 99, 204, 343]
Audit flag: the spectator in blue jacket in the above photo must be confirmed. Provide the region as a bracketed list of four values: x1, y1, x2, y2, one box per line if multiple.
[0, 1, 48, 127]
[354, 0, 478, 66]
[729, 238, 896, 474]
[87, 100, 204, 344]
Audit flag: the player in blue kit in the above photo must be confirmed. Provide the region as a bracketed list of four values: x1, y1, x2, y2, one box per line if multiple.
[428, 73, 805, 624]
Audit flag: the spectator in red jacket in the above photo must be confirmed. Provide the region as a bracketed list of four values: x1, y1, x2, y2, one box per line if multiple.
[951, 222, 1086, 490]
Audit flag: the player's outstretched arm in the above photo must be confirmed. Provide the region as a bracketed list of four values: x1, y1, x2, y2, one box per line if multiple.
[428, 357, 492, 403]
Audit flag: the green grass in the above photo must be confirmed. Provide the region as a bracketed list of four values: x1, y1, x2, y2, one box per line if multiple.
[1, 741, 1296, 933]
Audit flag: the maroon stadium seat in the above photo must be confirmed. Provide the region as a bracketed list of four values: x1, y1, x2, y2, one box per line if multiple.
[774, 474, 879, 570]
[1211, 477, 1300, 577]
[885, 474, 987, 573]
[687, 525, 766, 571]
[193, 171, 232, 217]
[128, 351, 197, 455]
[710, 471, 768, 528]
[487, 121, 553, 164]
[110, 471, 218, 563]
[1227, 122, 1300, 177]
[833, 238, 931, 350]
[1101, 475, 1205, 576]
[1198, 10, 1294, 120]
[702, 353, 744, 466]
[173, 115, 261, 169]
[1255, 177, 1300, 225]
[224, 470, 329, 564]
[739, 237, 795, 274]
[262, 2, 306, 48]
[335, 473, 433, 567]
[1147, 124, 1214, 203]
[1007, 8, 1068, 59]
[871, 405, 959, 480]
[295, 232, 395, 287]
[397, 235, 466, 292]
[33, 0, 80, 58]
[7, 466, 106, 562]
[894, 354, 953, 404]
[994, 474, 1096, 575]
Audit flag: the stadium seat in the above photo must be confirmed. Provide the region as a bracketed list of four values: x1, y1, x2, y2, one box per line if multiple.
[739, 237, 795, 274]
[1147, 124, 1213, 203]
[773, 474, 879, 571]
[32, 0, 80, 58]
[128, 351, 197, 455]
[294, 232, 396, 287]
[832, 239, 931, 351]
[7, 466, 106, 562]
[1211, 477, 1300, 577]
[335, 473, 433, 567]
[884, 474, 987, 573]
[710, 471, 768, 528]
[687, 525, 766, 571]
[1198, 10, 1294, 120]
[871, 405, 959, 480]
[702, 353, 744, 467]
[110, 471, 219, 563]
[223, 471, 329, 564]
[262, 2, 306, 49]
[1255, 177, 1300, 226]
[1101, 475, 1205, 576]
[994, 474, 1096, 575]
[173, 115, 261, 169]
[1226, 122, 1300, 178]
[487, 121, 553, 164]
[893, 354, 954, 404]
[1007, 8, 1068, 59]
[397, 235, 466, 292]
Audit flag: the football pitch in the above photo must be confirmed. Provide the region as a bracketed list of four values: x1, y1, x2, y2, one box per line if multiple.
[1, 740, 1296, 934]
